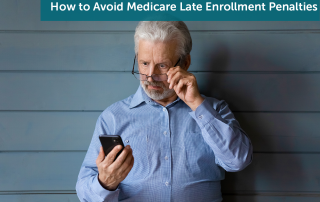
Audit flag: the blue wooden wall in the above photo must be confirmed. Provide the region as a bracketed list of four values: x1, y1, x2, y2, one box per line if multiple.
[1, 0, 320, 201]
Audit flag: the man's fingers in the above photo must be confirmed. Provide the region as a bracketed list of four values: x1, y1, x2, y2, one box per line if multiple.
[167, 67, 180, 82]
[168, 71, 183, 89]
[174, 78, 188, 94]
[121, 156, 135, 178]
[117, 150, 134, 175]
[104, 145, 123, 166]
[96, 146, 105, 165]
[111, 145, 132, 170]
[117, 155, 134, 181]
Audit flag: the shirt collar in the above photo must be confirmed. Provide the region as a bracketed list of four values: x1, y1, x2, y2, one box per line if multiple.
[129, 85, 181, 109]
[129, 85, 152, 109]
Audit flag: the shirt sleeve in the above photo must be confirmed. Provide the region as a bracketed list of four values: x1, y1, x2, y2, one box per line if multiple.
[75, 114, 120, 202]
[189, 97, 253, 172]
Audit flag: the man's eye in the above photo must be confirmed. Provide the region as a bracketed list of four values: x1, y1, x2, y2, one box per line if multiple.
[143, 62, 148, 66]
[159, 64, 167, 68]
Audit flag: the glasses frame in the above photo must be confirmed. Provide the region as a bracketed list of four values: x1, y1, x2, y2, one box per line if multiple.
[131, 55, 181, 81]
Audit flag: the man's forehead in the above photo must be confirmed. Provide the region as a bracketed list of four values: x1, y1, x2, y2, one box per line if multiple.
[138, 39, 178, 61]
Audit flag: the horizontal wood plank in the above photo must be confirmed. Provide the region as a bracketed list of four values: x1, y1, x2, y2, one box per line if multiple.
[1, 73, 320, 111]
[221, 153, 320, 193]
[0, 194, 319, 202]
[234, 112, 320, 153]
[1, 112, 320, 152]
[1, 0, 320, 31]
[0, 153, 320, 193]
[0, 112, 98, 151]
[222, 195, 320, 202]
[0, 194, 79, 202]
[0, 152, 84, 191]
[0, 32, 319, 72]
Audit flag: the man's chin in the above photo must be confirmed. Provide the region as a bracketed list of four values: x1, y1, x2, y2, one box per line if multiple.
[146, 89, 164, 98]
[142, 85, 167, 99]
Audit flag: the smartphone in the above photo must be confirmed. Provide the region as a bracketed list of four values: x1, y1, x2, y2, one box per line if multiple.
[99, 135, 125, 161]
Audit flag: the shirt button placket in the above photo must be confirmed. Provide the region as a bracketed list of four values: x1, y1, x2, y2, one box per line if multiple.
[162, 107, 171, 198]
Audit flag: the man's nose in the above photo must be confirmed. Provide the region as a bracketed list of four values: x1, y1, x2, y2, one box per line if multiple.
[147, 65, 156, 82]
[147, 76, 154, 82]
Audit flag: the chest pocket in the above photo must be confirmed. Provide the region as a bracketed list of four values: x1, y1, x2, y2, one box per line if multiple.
[120, 132, 150, 182]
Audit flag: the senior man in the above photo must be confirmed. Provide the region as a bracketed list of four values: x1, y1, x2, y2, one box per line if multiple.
[76, 21, 253, 202]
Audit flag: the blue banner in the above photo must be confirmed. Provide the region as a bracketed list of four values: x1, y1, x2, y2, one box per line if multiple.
[41, 0, 320, 21]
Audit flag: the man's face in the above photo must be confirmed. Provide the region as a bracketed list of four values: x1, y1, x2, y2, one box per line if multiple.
[137, 39, 180, 100]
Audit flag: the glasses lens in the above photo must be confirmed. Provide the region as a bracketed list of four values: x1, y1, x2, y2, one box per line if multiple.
[133, 73, 147, 81]
[152, 74, 168, 81]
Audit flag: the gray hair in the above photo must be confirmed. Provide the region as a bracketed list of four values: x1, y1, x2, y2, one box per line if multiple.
[134, 21, 192, 64]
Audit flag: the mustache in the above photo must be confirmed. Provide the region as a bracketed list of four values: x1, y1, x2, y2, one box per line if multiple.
[142, 80, 166, 89]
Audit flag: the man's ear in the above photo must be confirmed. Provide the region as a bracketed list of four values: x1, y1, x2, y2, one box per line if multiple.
[183, 54, 191, 71]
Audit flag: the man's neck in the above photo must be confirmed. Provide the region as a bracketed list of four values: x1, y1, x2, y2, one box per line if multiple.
[153, 93, 178, 107]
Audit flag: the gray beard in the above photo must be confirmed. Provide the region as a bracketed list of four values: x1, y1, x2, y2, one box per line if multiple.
[141, 80, 175, 100]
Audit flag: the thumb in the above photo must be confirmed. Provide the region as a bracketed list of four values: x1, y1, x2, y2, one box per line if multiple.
[96, 146, 105, 165]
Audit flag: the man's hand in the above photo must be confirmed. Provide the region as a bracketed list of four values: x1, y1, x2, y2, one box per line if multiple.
[167, 66, 204, 111]
[96, 145, 134, 191]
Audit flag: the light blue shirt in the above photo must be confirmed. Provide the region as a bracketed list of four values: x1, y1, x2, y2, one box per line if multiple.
[76, 85, 253, 202]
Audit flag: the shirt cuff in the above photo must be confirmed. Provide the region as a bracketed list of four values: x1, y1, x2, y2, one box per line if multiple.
[92, 174, 120, 201]
[189, 98, 219, 128]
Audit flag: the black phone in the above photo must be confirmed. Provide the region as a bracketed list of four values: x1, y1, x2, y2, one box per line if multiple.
[99, 135, 125, 161]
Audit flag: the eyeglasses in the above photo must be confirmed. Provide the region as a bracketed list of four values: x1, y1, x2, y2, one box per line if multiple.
[132, 55, 181, 81]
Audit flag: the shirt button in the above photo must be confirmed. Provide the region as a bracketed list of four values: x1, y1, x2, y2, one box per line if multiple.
[163, 131, 167, 135]
[165, 182, 169, 186]
[165, 156, 168, 160]
[163, 108, 166, 112]
[198, 115, 203, 119]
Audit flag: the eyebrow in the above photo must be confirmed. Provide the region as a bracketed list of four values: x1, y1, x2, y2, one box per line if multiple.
[138, 59, 172, 65]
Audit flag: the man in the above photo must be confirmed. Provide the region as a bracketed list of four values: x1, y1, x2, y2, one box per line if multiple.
[76, 21, 253, 202]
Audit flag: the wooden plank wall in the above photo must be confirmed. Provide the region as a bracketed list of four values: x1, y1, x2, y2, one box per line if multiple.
[1, 0, 320, 201]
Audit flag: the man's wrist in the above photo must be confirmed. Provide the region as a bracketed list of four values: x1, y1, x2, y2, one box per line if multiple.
[93, 174, 120, 200]
[188, 96, 205, 111]
[98, 174, 118, 191]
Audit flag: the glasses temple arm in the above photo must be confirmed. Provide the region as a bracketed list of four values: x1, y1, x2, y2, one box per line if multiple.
[174, 58, 181, 67]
